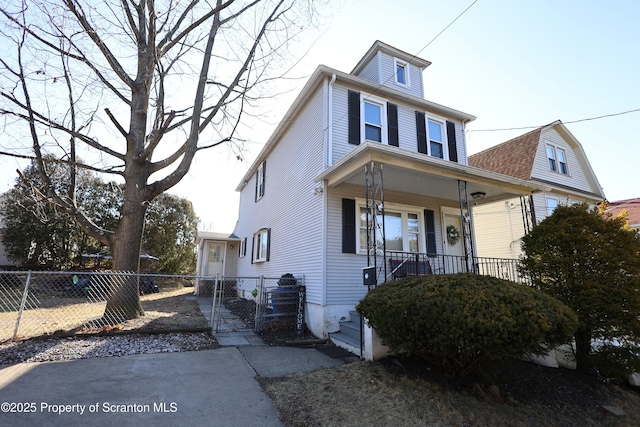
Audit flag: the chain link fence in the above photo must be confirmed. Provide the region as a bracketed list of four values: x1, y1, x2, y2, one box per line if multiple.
[0, 271, 211, 342]
[209, 275, 306, 339]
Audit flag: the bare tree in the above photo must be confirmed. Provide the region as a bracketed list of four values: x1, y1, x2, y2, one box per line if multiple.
[0, 0, 321, 321]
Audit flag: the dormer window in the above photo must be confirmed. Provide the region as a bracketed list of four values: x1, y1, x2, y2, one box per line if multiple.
[394, 58, 409, 87]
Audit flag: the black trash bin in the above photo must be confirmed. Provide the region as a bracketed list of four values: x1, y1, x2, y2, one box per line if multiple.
[272, 273, 298, 315]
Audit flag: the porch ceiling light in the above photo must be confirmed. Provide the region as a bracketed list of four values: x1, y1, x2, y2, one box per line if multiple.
[471, 191, 486, 200]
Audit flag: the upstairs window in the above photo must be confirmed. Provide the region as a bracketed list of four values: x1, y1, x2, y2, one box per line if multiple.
[394, 58, 409, 86]
[364, 101, 383, 142]
[428, 119, 445, 159]
[557, 148, 568, 174]
[546, 144, 569, 175]
[546, 145, 557, 172]
[255, 161, 266, 201]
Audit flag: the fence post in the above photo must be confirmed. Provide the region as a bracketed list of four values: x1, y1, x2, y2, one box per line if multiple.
[13, 271, 32, 340]
[211, 274, 219, 332]
[255, 275, 265, 332]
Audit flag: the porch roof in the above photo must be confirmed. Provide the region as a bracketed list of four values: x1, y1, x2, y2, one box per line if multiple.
[315, 143, 550, 203]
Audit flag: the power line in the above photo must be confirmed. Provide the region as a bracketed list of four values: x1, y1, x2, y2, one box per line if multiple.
[468, 108, 640, 133]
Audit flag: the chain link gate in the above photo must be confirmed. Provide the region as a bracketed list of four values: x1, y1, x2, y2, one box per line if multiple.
[211, 275, 306, 338]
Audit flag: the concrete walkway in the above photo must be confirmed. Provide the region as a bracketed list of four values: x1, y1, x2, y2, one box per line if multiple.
[0, 295, 358, 426]
[187, 295, 265, 346]
[0, 345, 353, 427]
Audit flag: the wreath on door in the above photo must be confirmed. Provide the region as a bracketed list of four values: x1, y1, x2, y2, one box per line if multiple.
[446, 225, 461, 245]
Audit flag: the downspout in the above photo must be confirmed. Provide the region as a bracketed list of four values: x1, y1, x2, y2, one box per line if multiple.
[327, 73, 337, 168]
[321, 74, 336, 310]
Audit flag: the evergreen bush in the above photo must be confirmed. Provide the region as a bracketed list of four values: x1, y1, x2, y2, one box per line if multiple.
[356, 273, 577, 377]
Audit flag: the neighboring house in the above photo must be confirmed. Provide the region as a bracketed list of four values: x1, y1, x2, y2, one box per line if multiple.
[0, 192, 19, 269]
[468, 121, 606, 259]
[228, 40, 545, 354]
[606, 198, 640, 232]
[194, 232, 240, 295]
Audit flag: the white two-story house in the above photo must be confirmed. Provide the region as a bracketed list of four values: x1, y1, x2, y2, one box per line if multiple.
[228, 41, 546, 348]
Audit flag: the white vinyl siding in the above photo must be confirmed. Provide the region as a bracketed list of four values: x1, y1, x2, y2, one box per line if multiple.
[325, 183, 453, 306]
[378, 52, 423, 98]
[233, 86, 326, 304]
[531, 128, 599, 194]
[472, 198, 526, 259]
[331, 84, 465, 166]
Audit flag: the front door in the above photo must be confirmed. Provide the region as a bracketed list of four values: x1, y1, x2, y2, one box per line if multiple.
[442, 208, 465, 273]
[207, 242, 226, 277]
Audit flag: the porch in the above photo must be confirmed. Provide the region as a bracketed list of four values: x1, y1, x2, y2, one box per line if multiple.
[386, 251, 526, 284]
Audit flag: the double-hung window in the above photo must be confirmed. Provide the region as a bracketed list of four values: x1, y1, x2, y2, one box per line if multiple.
[546, 145, 557, 172]
[546, 144, 569, 175]
[358, 203, 422, 254]
[557, 148, 568, 174]
[427, 119, 445, 159]
[546, 197, 558, 217]
[253, 229, 270, 262]
[364, 101, 383, 142]
[255, 161, 266, 201]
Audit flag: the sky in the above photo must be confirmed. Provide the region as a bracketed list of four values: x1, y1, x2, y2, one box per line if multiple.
[1, 0, 639, 233]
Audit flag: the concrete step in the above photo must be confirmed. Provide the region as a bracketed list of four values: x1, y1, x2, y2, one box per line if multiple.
[329, 331, 360, 350]
[338, 320, 361, 341]
[349, 311, 361, 323]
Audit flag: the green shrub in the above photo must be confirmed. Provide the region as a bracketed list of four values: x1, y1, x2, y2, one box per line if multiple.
[356, 274, 578, 377]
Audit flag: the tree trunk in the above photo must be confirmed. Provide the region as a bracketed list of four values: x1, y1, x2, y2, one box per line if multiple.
[574, 328, 592, 372]
[102, 175, 149, 322]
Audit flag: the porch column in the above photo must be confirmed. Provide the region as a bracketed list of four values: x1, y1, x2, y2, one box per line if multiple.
[457, 180, 477, 273]
[365, 161, 386, 285]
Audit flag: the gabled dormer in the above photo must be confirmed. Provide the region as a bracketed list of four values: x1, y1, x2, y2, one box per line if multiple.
[351, 40, 431, 98]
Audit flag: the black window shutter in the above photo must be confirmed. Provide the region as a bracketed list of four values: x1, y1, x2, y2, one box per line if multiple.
[348, 90, 361, 145]
[265, 228, 271, 262]
[250, 235, 255, 264]
[342, 198, 356, 253]
[387, 103, 399, 147]
[446, 121, 458, 163]
[424, 209, 437, 255]
[261, 161, 266, 197]
[242, 237, 247, 257]
[254, 169, 259, 202]
[415, 111, 427, 154]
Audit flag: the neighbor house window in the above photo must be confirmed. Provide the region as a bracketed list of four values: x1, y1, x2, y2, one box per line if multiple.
[253, 229, 270, 262]
[364, 101, 383, 142]
[394, 58, 409, 86]
[255, 161, 265, 201]
[358, 204, 422, 254]
[557, 148, 568, 174]
[547, 144, 569, 175]
[427, 119, 445, 159]
[547, 145, 557, 172]
[546, 197, 558, 217]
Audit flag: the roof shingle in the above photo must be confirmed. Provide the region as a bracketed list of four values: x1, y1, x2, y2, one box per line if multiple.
[468, 127, 542, 180]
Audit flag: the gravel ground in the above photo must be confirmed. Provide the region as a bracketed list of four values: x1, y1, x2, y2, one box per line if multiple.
[0, 332, 218, 366]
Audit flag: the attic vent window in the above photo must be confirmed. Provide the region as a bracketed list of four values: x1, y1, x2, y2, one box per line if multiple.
[394, 58, 409, 86]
